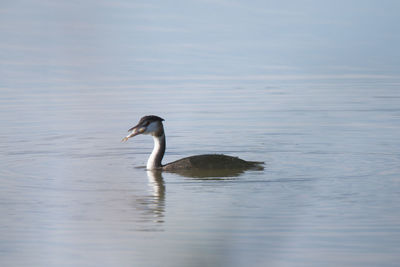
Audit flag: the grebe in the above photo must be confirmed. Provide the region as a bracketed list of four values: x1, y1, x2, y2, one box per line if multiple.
[122, 115, 263, 172]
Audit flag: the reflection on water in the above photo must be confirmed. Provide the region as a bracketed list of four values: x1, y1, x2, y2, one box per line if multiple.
[165, 168, 247, 179]
[146, 170, 165, 224]
[132, 170, 166, 232]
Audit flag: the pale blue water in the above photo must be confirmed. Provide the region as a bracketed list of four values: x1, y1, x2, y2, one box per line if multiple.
[1, 1, 400, 266]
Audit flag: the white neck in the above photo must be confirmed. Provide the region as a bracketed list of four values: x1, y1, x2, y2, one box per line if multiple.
[147, 134, 166, 170]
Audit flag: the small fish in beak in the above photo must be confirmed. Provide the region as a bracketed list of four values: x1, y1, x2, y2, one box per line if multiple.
[121, 126, 146, 142]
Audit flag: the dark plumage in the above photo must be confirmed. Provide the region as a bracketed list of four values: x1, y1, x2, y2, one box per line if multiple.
[163, 154, 262, 171]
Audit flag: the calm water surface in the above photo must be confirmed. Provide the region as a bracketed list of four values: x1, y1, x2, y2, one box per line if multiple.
[1, 1, 400, 266]
[1, 84, 400, 266]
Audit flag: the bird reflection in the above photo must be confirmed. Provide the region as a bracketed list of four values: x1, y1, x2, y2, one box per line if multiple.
[146, 170, 165, 223]
[164, 168, 251, 179]
[136, 166, 259, 231]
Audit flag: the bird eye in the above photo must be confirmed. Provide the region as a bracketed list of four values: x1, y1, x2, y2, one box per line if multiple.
[143, 121, 149, 126]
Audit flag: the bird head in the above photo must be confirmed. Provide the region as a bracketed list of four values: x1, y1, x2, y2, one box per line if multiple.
[122, 115, 165, 142]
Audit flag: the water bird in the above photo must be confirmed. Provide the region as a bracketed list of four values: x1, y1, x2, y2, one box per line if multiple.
[122, 115, 263, 172]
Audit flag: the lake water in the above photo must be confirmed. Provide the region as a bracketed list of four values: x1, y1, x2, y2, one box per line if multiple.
[1, 1, 400, 267]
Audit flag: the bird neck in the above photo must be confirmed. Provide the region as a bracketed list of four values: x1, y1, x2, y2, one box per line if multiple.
[147, 130, 166, 170]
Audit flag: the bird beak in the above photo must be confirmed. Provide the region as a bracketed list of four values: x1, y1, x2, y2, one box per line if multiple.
[121, 126, 146, 142]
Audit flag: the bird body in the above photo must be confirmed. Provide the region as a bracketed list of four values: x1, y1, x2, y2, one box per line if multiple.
[163, 154, 260, 171]
[122, 115, 263, 172]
